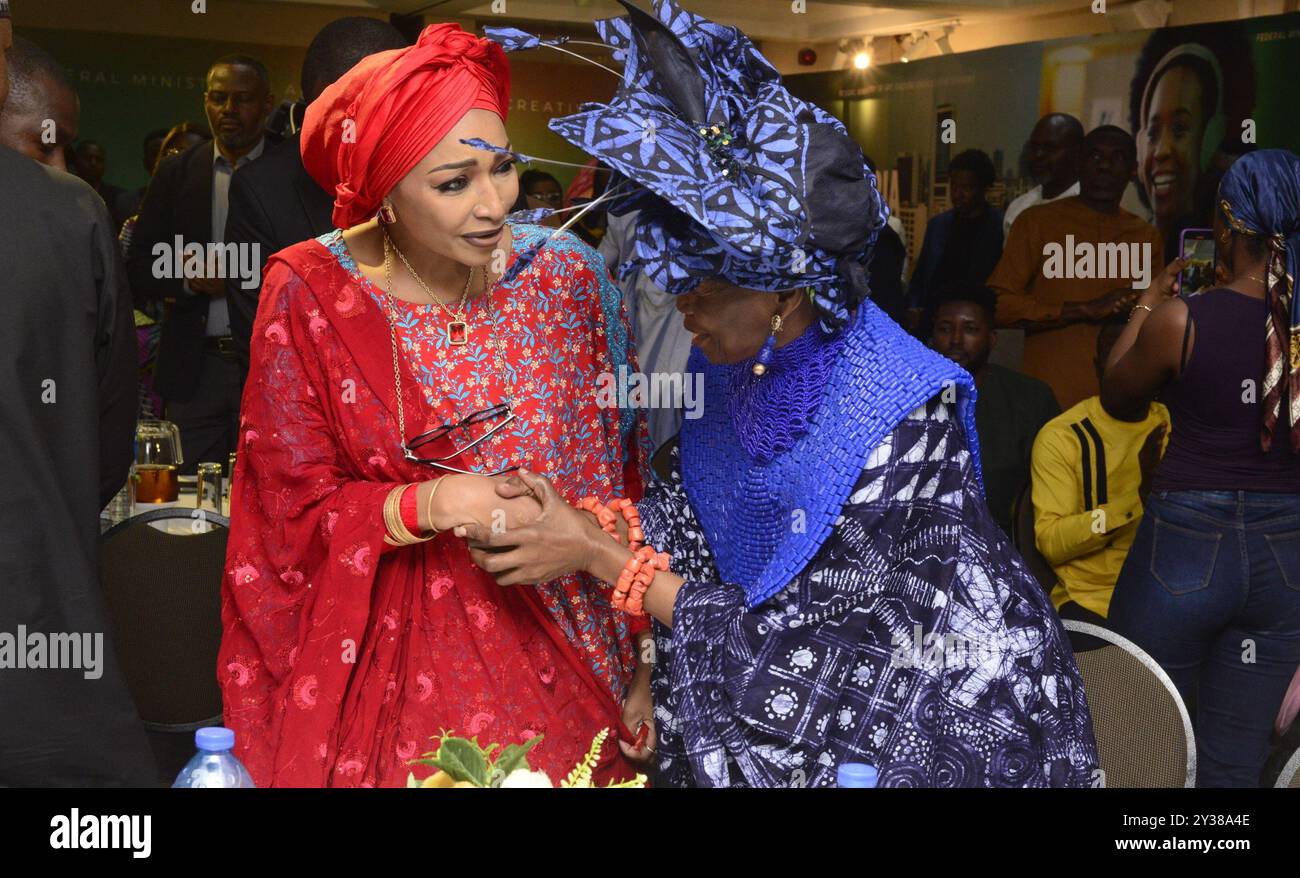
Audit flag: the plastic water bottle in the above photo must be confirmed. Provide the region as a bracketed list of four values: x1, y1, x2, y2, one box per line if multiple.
[172, 727, 256, 788]
[837, 762, 879, 788]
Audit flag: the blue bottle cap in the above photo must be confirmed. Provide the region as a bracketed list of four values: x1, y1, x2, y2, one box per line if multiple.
[837, 762, 878, 787]
[195, 727, 235, 751]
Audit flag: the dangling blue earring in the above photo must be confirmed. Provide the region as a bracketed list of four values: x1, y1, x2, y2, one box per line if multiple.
[752, 314, 783, 376]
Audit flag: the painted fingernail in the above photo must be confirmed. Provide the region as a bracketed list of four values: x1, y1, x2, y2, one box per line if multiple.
[453, 526, 466, 537]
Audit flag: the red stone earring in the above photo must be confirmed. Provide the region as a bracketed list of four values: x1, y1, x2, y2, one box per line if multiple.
[378, 202, 397, 224]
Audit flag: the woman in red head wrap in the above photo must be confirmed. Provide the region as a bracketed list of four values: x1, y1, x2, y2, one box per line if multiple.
[219, 23, 652, 787]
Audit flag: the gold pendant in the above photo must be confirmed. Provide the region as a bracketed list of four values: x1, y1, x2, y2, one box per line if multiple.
[447, 321, 468, 346]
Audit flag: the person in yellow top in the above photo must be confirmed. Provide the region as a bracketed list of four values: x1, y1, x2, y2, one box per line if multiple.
[988, 126, 1164, 410]
[1031, 320, 1169, 624]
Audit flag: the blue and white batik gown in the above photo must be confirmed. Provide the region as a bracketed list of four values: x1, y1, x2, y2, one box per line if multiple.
[638, 398, 1100, 788]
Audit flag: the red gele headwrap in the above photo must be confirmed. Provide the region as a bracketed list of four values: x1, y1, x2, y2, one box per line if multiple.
[301, 23, 511, 230]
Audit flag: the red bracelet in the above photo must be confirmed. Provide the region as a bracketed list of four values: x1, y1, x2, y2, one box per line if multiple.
[578, 496, 621, 540]
[398, 483, 421, 534]
[611, 551, 642, 612]
[608, 497, 644, 551]
[617, 545, 670, 617]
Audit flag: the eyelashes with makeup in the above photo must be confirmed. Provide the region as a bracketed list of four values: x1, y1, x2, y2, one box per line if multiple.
[435, 159, 516, 193]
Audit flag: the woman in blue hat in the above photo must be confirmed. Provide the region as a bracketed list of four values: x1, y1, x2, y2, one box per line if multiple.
[456, 0, 1099, 787]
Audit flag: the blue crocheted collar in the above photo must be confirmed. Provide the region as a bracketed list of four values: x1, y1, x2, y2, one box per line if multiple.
[679, 302, 983, 608]
[725, 321, 844, 464]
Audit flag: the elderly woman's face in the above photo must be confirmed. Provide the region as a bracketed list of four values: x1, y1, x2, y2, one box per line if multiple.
[390, 109, 520, 268]
[675, 279, 781, 364]
[1139, 65, 1207, 225]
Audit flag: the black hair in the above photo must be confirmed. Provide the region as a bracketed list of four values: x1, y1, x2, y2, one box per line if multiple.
[154, 121, 211, 172]
[1084, 125, 1137, 162]
[520, 169, 560, 194]
[4, 35, 76, 111]
[1218, 208, 1272, 260]
[513, 169, 562, 212]
[301, 17, 408, 102]
[143, 127, 169, 149]
[1040, 112, 1085, 145]
[930, 283, 997, 325]
[948, 149, 995, 189]
[208, 53, 271, 93]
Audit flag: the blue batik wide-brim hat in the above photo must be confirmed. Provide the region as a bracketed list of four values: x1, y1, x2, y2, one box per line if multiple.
[485, 0, 887, 333]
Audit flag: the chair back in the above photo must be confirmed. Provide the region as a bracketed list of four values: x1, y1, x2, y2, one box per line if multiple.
[1063, 620, 1195, 787]
[1277, 746, 1300, 789]
[1011, 481, 1056, 594]
[100, 507, 229, 784]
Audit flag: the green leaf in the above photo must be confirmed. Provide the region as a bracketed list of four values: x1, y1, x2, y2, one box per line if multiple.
[426, 737, 491, 786]
[489, 734, 544, 786]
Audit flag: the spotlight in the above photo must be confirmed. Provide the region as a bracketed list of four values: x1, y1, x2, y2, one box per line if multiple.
[798, 47, 818, 66]
[898, 31, 928, 64]
[853, 51, 870, 70]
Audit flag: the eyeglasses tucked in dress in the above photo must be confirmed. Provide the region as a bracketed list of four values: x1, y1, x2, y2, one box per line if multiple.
[403, 401, 520, 476]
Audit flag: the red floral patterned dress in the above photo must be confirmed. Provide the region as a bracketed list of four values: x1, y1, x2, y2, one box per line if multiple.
[219, 222, 648, 787]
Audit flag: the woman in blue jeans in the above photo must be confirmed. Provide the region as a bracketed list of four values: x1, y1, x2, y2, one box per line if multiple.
[1101, 149, 1300, 786]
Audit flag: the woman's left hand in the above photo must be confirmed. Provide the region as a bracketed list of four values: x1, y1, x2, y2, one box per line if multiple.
[619, 668, 658, 765]
[454, 468, 608, 585]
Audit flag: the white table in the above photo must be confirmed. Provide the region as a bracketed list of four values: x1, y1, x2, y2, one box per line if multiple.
[134, 488, 230, 534]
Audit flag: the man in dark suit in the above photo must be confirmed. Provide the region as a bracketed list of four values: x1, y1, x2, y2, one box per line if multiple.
[226, 17, 407, 370]
[72, 139, 131, 232]
[0, 0, 154, 785]
[127, 54, 274, 471]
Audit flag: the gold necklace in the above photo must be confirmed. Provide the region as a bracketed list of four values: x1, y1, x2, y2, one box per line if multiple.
[385, 230, 473, 345]
[380, 240, 518, 465]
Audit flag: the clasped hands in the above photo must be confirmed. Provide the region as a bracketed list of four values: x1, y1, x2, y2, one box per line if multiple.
[442, 468, 611, 586]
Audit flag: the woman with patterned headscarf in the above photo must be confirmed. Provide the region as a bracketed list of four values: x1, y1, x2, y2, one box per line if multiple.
[1104, 148, 1300, 787]
[218, 23, 652, 787]
[453, 0, 1099, 787]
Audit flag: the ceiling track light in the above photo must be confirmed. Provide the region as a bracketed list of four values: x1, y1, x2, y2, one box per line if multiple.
[837, 37, 869, 71]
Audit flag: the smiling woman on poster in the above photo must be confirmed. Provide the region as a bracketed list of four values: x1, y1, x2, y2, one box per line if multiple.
[1129, 24, 1255, 258]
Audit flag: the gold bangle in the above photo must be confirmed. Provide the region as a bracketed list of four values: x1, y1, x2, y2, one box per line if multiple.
[423, 477, 446, 536]
[382, 486, 405, 545]
[1129, 303, 1154, 320]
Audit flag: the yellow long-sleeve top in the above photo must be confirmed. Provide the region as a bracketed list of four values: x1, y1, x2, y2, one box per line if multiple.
[1030, 395, 1170, 618]
[988, 197, 1164, 410]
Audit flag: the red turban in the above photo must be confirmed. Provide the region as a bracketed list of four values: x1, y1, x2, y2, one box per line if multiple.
[301, 23, 511, 230]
